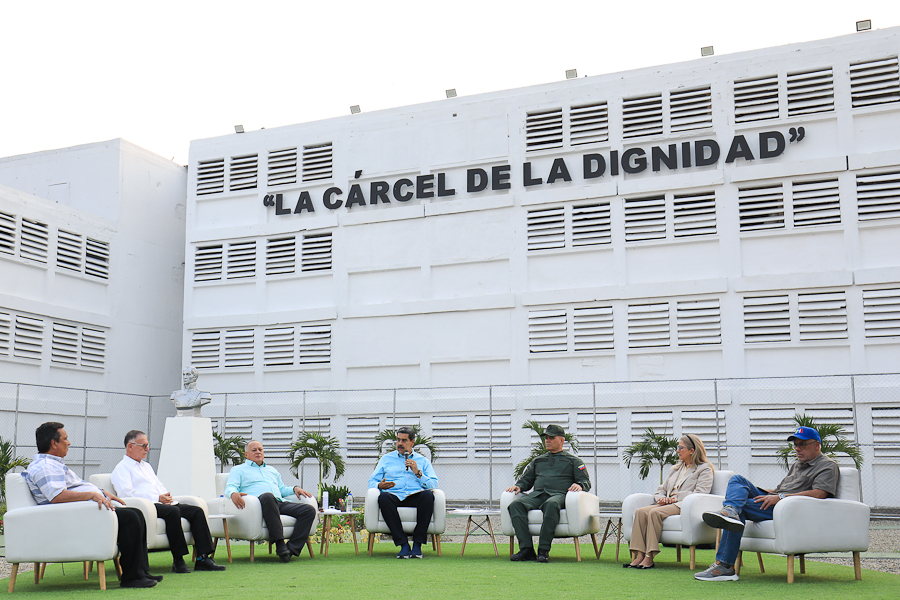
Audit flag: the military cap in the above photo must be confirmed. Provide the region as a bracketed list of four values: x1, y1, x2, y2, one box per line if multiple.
[544, 424, 565, 437]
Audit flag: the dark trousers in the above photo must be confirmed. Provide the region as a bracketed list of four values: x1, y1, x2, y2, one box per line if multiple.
[508, 491, 566, 552]
[377, 490, 435, 547]
[258, 493, 317, 555]
[116, 507, 151, 583]
[155, 502, 214, 558]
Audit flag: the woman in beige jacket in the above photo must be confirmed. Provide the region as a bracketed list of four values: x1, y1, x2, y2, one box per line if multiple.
[626, 434, 714, 569]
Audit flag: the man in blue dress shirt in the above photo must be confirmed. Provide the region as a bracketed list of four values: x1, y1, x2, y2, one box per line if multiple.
[225, 440, 316, 562]
[367, 427, 439, 558]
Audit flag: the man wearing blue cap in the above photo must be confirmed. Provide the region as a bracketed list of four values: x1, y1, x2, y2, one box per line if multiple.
[694, 426, 840, 582]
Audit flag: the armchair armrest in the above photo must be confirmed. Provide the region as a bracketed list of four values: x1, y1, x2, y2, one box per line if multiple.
[678, 493, 727, 545]
[119, 496, 158, 532]
[208, 494, 265, 541]
[175, 495, 209, 517]
[621, 493, 654, 541]
[772, 496, 870, 555]
[564, 491, 600, 536]
[364, 488, 381, 531]
[500, 490, 517, 535]
[431, 489, 447, 533]
[5, 501, 118, 563]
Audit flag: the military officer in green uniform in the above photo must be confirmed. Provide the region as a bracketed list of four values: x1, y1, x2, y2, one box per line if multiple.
[505, 424, 591, 563]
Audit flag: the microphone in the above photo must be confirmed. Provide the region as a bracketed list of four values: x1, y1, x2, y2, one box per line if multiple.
[405, 452, 412, 470]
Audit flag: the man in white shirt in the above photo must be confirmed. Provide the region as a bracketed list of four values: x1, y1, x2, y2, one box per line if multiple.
[111, 429, 225, 574]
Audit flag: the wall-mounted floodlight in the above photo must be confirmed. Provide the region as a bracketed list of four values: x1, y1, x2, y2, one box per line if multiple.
[565, 69, 578, 79]
[446, 89, 457, 98]
[234, 125, 245, 133]
[856, 20, 872, 32]
[350, 105, 361, 114]
[701, 46, 714, 57]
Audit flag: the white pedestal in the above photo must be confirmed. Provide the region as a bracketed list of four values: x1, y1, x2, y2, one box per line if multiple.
[156, 416, 216, 499]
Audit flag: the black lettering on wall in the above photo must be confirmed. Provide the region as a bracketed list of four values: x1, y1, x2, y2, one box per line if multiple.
[651, 144, 678, 172]
[759, 131, 786, 159]
[492, 165, 511, 190]
[275, 193, 291, 215]
[547, 158, 572, 184]
[622, 148, 647, 174]
[416, 174, 435, 198]
[393, 178, 414, 202]
[370, 181, 391, 204]
[467, 168, 489, 192]
[725, 135, 754, 163]
[437, 173, 456, 197]
[346, 184, 367, 208]
[294, 191, 314, 213]
[323, 187, 343, 209]
[523, 162, 542, 187]
[695, 140, 720, 166]
[583, 154, 606, 179]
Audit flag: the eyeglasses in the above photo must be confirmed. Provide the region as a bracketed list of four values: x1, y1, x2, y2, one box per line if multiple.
[793, 440, 816, 449]
[130, 443, 150, 450]
[677, 445, 688, 451]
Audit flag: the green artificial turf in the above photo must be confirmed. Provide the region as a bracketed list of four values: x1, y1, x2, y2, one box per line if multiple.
[6, 543, 898, 599]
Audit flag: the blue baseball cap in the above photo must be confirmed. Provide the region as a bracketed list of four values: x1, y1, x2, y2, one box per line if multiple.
[787, 426, 821, 443]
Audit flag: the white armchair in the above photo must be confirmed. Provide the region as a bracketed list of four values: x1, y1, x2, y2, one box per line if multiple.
[207, 472, 319, 562]
[500, 490, 601, 561]
[364, 488, 446, 556]
[737, 467, 870, 583]
[5, 473, 120, 592]
[622, 469, 734, 569]
[89, 473, 209, 553]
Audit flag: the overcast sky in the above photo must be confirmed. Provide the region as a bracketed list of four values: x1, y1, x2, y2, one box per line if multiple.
[2, 1, 899, 165]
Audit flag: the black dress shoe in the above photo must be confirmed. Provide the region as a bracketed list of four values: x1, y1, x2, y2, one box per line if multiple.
[194, 556, 226, 571]
[276, 544, 292, 563]
[144, 573, 164, 582]
[172, 557, 191, 573]
[536, 550, 550, 563]
[510, 547, 537, 561]
[638, 563, 655, 569]
[623, 563, 638, 568]
[121, 577, 157, 588]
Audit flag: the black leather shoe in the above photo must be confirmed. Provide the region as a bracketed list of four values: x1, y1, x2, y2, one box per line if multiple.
[510, 547, 537, 561]
[172, 557, 191, 573]
[194, 556, 226, 571]
[537, 550, 550, 563]
[121, 577, 157, 588]
[276, 544, 291, 563]
[144, 573, 164, 582]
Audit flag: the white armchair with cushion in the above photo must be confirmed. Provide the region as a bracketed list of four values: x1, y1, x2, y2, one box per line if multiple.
[364, 487, 447, 556]
[737, 467, 870, 583]
[622, 469, 734, 569]
[5, 473, 120, 592]
[89, 473, 208, 553]
[207, 472, 319, 562]
[500, 490, 601, 561]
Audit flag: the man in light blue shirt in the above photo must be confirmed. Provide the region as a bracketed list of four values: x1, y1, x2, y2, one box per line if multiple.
[225, 440, 316, 562]
[367, 427, 439, 558]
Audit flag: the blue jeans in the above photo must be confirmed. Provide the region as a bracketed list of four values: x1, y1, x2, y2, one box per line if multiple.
[716, 475, 776, 566]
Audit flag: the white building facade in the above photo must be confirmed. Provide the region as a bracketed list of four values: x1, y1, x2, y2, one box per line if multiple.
[184, 28, 900, 394]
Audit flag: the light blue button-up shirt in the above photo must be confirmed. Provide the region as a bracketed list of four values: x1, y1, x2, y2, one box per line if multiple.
[367, 451, 438, 501]
[225, 461, 296, 501]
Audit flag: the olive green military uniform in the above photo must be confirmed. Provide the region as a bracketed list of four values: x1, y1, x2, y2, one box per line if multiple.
[509, 450, 591, 552]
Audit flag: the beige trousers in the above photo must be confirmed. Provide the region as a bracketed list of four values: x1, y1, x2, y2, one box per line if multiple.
[629, 503, 681, 556]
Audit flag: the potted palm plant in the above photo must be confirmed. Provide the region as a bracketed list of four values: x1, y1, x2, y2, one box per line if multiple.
[372, 425, 439, 463]
[514, 420, 580, 479]
[622, 428, 679, 484]
[212, 432, 246, 473]
[289, 431, 346, 503]
[777, 414, 863, 470]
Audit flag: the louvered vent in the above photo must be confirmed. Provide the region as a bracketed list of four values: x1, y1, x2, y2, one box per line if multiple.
[229, 154, 258, 191]
[850, 56, 900, 108]
[264, 327, 295, 366]
[226, 241, 256, 279]
[744, 295, 790, 343]
[194, 244, 223, 282]
[224, 329, 254, 368]
[191, 330, 221, 369]
[432, 415, 468, 459]
[0, 212, 16, 255]
[749, 407, 795, 456]
[301, 417, 331, 435]
[298, 322, 331, 364]
[528, 309, 567, 353]
[262, 418, 294, 459]
[224, 419, 253, 439]
[346, 416, 382, 458]
[573, 305, 613, 351]
[51, 322, 78, 365]
[56, 230, 83, 273]
[19, 218, 49, 263]
[14, 315, 43, 360]
[734, 75, 779, 122]
[624, 195, 666, 242]
[301, 232, 332, 272]
[793, 178, 841, 226]
[673, 190, 716, 237]
[676, 299, 721, 346]
[622, 94, 663, 139]
[872, 407, 900, 458]
[670, 86, 712, 132]
[302, 143, 333, 182]
[0, 312, 9, 355]
[682, 410, 727, 461]
[527, 206, 565, 251]
[575, 412, 617, 457]
[197, 158, 225, 195]
[85, 238, 110, 280]
[267, 148, 298, 186]
[787, 67, 834, 116]
[569, 102, 609, 145]
[798, 291, 847, 340]
[862, 288, 900, 338]
[525, 109, 563, 152]
[528, 414, 570, 444]
[81, 327, 105, 369]
[739, 184, 784, 231]
[628, 302, 670, 348]
[856, 170, 900, 221]
[631, 412, 674, 442]
[474, 413, 511, 457]
[572, 202, 611, 247]
[266, 236, 296, 275]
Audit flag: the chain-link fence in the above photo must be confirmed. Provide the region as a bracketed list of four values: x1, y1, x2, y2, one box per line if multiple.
[3, 375, 899, 515]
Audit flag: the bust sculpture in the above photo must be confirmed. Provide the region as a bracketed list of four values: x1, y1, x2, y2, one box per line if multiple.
[170, 366, 212, 417]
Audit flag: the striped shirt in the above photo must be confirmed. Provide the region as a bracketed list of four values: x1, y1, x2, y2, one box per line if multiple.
[23, 453, 100, 505]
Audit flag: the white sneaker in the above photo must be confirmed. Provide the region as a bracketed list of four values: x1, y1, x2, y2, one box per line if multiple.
[694, 562, 739, 582]
[702, 505, 744, 533]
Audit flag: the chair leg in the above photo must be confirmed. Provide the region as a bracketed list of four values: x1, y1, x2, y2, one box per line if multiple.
[84, 561, 90, 581]
[735, 551, 742, 575]
[435, 534, 442, 556]
[787, 554, 795, 583]
[799, 554, 806, 574]
[33, 564, 40, 585]
[250, 542, 255, 563]
[115, 557, 123, 579]
[591, 533, 599, 559]
[574, 537, 582, 562]
[853, 551, 862, 580]
[367, 532, 375, 556]
[431, 534, 436, 551]
[98, 561, 107, 591]
[757, 552, 765, 573]
[689, 545, 696, 570]
[8, 563, 18, 593]
[676, 544, 682, 563]
[269, 541, 274, 555]
[40, 563, 46, 580]
[510, 537, 515, 557]
[308, 539, 315, 558]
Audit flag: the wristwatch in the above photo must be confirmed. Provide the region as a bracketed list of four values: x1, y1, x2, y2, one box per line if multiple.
[778, 493, 786, 499]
